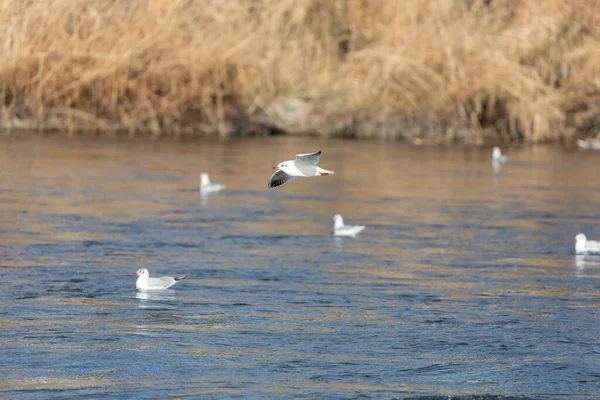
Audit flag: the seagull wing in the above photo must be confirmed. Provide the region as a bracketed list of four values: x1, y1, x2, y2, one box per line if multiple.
[335, 225, 366, 237]
[587, 240, 600, 252]
[268, 170, 294, 189]
[295, 151, 321, 166]
[148, 276, 177, 289]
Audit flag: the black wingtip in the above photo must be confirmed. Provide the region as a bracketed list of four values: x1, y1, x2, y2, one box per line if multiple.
[175, 275, 186, 281]
[267, 170, 293, 189]
[268, 178, 287, 189]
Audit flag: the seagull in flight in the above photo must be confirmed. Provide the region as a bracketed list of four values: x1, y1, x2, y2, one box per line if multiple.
[268, 151, 334, 189]
[133, 268, 186, 290]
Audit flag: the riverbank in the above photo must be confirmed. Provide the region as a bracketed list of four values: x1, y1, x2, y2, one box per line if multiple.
[1, 0, 599, 144]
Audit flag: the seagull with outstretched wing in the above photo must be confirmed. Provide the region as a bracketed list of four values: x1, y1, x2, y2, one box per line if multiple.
[267, 151, 334, 189]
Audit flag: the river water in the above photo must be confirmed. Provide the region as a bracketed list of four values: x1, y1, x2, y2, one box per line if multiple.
[0, 136, 599, 399]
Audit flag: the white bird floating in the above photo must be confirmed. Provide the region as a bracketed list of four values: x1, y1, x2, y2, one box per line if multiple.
[133, 268, 186, 290]
[492, 147, 508, 164]
[333, 214, 365, 237]
[200, 173, 226, 194]
[268, 151, 334, 189]
[577, 138, 600, 150]
[574, 233, 600, 254]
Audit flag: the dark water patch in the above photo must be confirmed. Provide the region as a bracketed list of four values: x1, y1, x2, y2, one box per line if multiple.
[400, 397, 542, 400]
[512, 210, 561, 220]
[0, 229, 41, 237]
[45, 213, 85, 221]
[217, 234, 324, 244]
[163, 215, 246, 224]
[81, 240, 110, 248]
[138, 241, 198, 249]
[14, 294, 41, 300]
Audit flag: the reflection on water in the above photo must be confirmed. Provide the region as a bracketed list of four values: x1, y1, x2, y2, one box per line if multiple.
[1, 136, 600, 399]
[199, 191, 210, 208]
[492, 161, 502, 175]
[135, 290, 177, 302]
[574, 254, 600, 279]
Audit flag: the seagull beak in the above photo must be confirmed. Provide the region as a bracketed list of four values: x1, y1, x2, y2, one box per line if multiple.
[132, 271, 138, 275]
[273, 166, 278, 170]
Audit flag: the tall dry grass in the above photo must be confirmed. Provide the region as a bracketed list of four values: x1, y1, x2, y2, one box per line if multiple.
[0, 0, 599, 143]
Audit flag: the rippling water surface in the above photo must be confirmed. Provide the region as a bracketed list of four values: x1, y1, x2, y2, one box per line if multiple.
[1, 136, 599, 399]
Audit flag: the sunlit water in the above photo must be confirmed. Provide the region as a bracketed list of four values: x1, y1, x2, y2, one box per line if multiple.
[1, 136, 599, 399]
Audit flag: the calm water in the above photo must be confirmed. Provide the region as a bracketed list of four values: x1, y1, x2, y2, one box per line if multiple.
[1, 136, 599, 399]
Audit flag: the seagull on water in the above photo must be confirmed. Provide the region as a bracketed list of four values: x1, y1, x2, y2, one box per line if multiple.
[333, 214, 365, 237]
[133, 268, 186, 290]
[578, 138, 600, 150]
[200, 173, 226, 194]
[575, 233, 600, 254]
[492, 147, 508, 164]
[268, 151, 334, 189]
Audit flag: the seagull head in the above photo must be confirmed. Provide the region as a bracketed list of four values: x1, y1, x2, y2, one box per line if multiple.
[273, 162, 289, 171]
[333, 214, 344, 229]
[200, 173, 210, 187]
[575, 233, 587, 243]
[133, 268, 149, 277]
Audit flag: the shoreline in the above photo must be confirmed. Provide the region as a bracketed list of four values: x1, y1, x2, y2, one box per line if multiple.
[0, 125, 581, 151]
[0, 116, 581, 147]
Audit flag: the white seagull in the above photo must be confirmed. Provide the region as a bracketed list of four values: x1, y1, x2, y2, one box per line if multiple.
[578, 138, 600, 150]
[133, 268, 186, 290]
[200, 173, 226, 194]
[492, 147, 508, 164]
[333, 214, 365, 237]
[268, 151, 334, 189]
[575, 233, 600, 254]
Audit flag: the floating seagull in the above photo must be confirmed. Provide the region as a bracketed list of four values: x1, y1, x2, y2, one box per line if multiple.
[200, 173, 226, 194]
[577, 138, 600, 150]
[267, 151, 334, 189]
[133, 268, 186, 290]
[492, 147, 508, 164]
[333, 214, 365, 237]
[574, 233, 600, 254]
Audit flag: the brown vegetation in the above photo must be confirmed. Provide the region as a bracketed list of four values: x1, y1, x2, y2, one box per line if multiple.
[0, 0, 599, 143]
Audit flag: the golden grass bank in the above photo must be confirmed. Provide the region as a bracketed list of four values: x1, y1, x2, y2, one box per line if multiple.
[0, 0, 599, 144]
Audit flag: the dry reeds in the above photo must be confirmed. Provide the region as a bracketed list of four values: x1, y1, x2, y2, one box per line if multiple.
[0, 0, 599, 143]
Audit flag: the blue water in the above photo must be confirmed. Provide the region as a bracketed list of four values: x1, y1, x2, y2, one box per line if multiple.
[0, 137, 599, 399]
